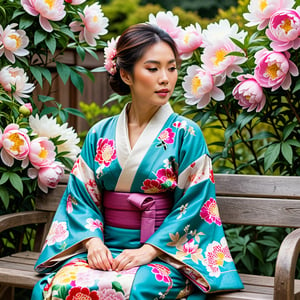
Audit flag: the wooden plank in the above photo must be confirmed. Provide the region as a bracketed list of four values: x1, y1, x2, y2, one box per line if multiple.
[12, 251, 40, 260]
[0, 261, 35, 272]
[207, 291, 273, 299]
[214, 174, 300, 199]
[0, 256, 36, 265]
[217, 196, 300, 227]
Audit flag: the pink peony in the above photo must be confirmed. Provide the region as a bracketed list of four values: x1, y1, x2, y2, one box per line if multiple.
[182, 65, 225, 109]
[0, 124, 30, 167]
[174, 23, 202, 60]
[21, 0, 66, 32]
[0, 23, 29, 63]
[266, 8, 300, 51]
[64, 0, 86, 5]
[254, 48, 299, 91]
[69, 3, 108, 46]
[104, 36, 119, 75]
[0, 66, 35, 104]
[148, 11, 182, 40]
[29, 137, 56, 169]
[233, 74, 266, 112]
[244, 0, 295, 30]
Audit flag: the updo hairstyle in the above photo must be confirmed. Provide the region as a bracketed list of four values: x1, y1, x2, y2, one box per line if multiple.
[109, 23, 179, 96]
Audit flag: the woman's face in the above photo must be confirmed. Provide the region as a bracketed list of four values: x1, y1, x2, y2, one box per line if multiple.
[123, 41, 178, 108]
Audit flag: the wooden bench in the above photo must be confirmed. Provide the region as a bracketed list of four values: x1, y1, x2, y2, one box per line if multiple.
[0, 174, 300, 300]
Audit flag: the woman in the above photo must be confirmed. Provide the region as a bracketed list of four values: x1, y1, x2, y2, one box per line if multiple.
[32, 23, 243, 300]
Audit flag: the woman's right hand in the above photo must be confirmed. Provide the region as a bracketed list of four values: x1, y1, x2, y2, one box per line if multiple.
[84, 237, 114, 270]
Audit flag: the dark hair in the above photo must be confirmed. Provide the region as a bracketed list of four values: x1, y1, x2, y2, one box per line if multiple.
[109, 23, 179, 96]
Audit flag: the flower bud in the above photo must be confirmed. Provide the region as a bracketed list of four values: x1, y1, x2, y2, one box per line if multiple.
[19, 103, 33, 116]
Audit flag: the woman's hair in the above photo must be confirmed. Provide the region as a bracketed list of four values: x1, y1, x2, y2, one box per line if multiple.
[109, 23, 179, 96]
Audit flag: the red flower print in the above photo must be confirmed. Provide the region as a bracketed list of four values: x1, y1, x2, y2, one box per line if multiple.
[200, 198, 222, 226]
[149, 264, 172, 284]
[95, 138, 116, 167]
[85, 179, 101, 207]
[141, 179, 163, 193]
[156, 168, 177, 189]
[209, 169, 215, 183]
[71, 158, 80, 174]
[66, 286, 99, 300]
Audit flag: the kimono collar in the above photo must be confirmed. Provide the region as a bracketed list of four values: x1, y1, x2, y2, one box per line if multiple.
[115, 102, 173, 192]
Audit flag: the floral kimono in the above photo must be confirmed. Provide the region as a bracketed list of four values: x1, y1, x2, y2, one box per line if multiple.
[32, 103, 243, 300]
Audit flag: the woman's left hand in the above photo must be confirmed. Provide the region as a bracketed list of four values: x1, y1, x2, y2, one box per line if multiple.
[111, 244, 162, 271]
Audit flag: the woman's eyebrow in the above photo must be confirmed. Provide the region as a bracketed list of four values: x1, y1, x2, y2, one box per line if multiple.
[144, 59, 177, 65]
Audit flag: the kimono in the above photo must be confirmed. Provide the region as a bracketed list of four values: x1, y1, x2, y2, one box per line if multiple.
[32, 102, 243, 300]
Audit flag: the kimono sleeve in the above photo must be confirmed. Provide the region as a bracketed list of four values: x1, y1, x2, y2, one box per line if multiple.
[34, 127, 104, 273]
[146, 118, 244, 294]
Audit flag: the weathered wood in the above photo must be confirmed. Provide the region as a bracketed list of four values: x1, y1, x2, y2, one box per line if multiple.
[0, 174, 300, 299]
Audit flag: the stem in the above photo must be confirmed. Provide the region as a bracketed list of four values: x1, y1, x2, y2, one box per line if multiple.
[286, 92, 300, 124]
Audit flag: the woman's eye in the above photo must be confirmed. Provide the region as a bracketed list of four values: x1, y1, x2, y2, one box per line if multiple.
[147, 68, 157, 72]
[169, 67, 177, 72]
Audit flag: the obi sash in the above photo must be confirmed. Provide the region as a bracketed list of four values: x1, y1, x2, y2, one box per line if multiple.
[103, 191, 173, 243]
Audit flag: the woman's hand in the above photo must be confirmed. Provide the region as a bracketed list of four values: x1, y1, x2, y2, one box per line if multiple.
[84, 237, 114, 270]
[112, 244, 162, 271]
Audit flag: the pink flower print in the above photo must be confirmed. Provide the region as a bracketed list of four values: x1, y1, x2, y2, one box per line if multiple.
[203, 237, 233, 278]
[141, 179, 162, 193]
[85, 218, 103, 232]
[157, 128, 175, 150]
[156, 168, 177, 190]
[86, 179, 101, 207]
[200, 198, 222, 226]
[66, 286, 99, 300]
[176, 238, 204, 264]
[46, 221, 69, 246]
[66, 195, 77, 214]
[149, 264, 172, 284]
[97, 288, 125, 299]
[71, 158, 80, 174]
[95, 138, 116, 167]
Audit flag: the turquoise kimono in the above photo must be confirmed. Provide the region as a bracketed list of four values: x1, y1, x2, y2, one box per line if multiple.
[32, 103, 243, 300]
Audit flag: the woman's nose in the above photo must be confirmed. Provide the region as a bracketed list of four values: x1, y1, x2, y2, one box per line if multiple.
[159, 70, 169, 84]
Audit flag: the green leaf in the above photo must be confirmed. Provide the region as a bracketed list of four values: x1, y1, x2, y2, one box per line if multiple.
[0, 186, 10, 210]
[281, 142, 293, 164]
[30, 66, 43, 87]
[64, 107, 86, 119]
[0, 172, 10, 185]
[76, 46, 86, 61]
[38, 95, 55, 103]
[264, 143, 281, 171]
[19, 15, 34, 29]
[247, 242, 264, 263]
[236, 111, 255, 128]
[282, 122, 297, 140]
[39, 68, 52, 86]
[91, 66, 107, 73]
[34, 30, 47, 46]
[56, 62, 71, 85]
[70, 70, 84, 94]
[45, 35, 57, 55]
[292, 79, 300, 93]
[9, 173, 23, 195]
[247, 131, 276, 141]
[224, 123, 239, 145]
[286, 139, 300, 147]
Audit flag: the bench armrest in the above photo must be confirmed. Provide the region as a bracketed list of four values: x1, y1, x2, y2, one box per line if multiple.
[274, 227, 300, 300]
[0, 211, 50, 233]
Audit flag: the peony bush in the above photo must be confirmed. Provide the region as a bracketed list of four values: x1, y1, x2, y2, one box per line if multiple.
[0, 0, 108, 239]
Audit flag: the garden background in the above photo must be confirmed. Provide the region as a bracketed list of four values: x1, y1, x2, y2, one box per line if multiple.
[0, 0, 299, 298]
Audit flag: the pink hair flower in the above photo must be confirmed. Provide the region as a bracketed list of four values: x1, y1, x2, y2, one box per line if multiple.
[64, 0, 86, 5]
[244, 0, 295, 30]
[233, 74, 266, 112]
[266, 8, 300, 51]
[104, 36, 119, 75]
[254, 48, 299, 91]
[183, 65, 225, 109]
[0, 23, 29, 63]
[69, 3, 109, 46]
[21, 0, 66, 32]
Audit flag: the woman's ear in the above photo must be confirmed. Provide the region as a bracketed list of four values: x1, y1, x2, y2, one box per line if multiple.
[120, 69, 133, 86]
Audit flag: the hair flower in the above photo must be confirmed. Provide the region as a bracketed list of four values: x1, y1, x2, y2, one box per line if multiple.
[104, 36, 119, 75]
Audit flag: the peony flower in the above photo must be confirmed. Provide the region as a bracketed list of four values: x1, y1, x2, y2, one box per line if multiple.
[233, 74, 266, 112]
[254, 48, 299, 91]
[0, 23, 29, 63]
[202, 19, 247, 47]
[69, 3, 109, 47]
[28, 162, 64, 193]
[104, 36, 119, 75]
[0, 66, 35, 104]
[0, 124, 30, 167]
[174, 23, 202, 60]
[21, 0, 66, 32]
[201, 39, 247, 77]
[182, 65, 225, 109]
[29, 137, 56, 169]
[244, 0, 295, 30]
[266, 8, 300, 51]
[148, 11, 182, 40]
[29, 115, 80, 161]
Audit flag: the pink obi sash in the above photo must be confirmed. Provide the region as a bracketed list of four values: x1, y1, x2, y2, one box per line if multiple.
[103, 191, 173, 243]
